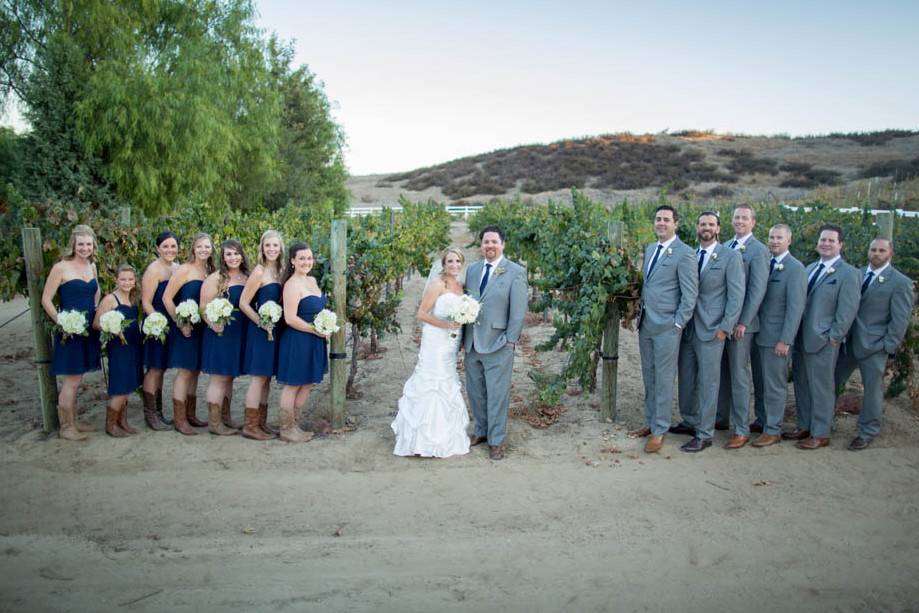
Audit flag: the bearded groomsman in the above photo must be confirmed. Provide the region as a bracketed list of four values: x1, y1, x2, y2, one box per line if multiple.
[834, 238, 914, 451]
[631, 205, 698, 454]
[673, 211, 744, 452]
[786, 224, 860, 449]
[750, 224, 807, 446]
[715, 204, 769, 449]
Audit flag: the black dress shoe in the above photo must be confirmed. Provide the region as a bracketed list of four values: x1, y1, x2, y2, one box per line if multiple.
[668, 422, 695, 435]
[469, 435, 487, 447]
[714, 421, 729, 431]
[680, 437, 712, 453]
[848, 436, 871, 451]
[749, 422, 764, 433]
[781, 428, 810, 441]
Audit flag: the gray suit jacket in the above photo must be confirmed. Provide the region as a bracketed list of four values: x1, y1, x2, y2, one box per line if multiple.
[755, 254, 807, 348]
[724, 236, 769, 332]
[691, 244, 744, 341]
[847, 265, 914, 359]
[639, 237, 698, 336]
[799, 258, 860, 354]
[463, 258, 528, 354]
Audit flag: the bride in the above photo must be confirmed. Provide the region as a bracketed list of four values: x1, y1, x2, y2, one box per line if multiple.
[391, 247, 471, 457]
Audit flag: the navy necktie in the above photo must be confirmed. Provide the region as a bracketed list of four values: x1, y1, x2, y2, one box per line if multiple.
[647, 244, 663, 276]
[697, 249, 705, 276]
[769, 257, 776, 275]
[479, 262, 492, 295]
[729, 239, 738, 249]
[807, 262, 825, 294]
[861, 271, 874, 295]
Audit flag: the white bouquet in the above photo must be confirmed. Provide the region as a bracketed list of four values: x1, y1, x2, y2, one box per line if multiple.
[313, 309, 339, 336]
[175, 299, 201, 327]
[142, 312, 169, 344]
[448, 295, 480, 338]
[56, 310, 88, 344]
[204, 297, 234, 336]
[99, 309, 130, 346]
[258, 300, 283, 341]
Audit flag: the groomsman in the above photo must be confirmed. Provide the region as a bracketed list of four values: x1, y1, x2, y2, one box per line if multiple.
[673, 212, 744, 452]
[787, 223, 860, 449]
[715, 204, 769, 449]
[750, 224, 807, 446]
[834, 238, 914, 450]
[631, 205, 698, 453]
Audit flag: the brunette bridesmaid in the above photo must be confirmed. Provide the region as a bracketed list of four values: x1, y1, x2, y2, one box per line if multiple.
[140, 231, 179, 430]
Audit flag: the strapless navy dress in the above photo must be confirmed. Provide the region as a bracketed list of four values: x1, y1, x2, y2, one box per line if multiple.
[201, 285, 247, 377]
[277, 294, 328, 386]
[105, 298, 143, 396]
[243, 283, 283, 377]
[166, 279, 203, 370]
[51, 278, 101, 376]
[143, 279, 170, 370]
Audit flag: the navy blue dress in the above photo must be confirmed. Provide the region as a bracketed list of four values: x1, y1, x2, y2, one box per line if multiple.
[166, 279, 203, 371]
[201, 285, 247, 377]
[105, 298, 143, 396]
[51, 278, 101, 376]
[277, 294, 329, 386]
[143, 279, 170, 369]
[243, 282, 283, 377]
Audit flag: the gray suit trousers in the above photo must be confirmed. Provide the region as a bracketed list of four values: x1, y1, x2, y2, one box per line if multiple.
[755, 345, 790, 435]
[793, 343, 840, 438]
[716, 333, 754, 435]
[465, 345, 514, 446]
[751, 346, 765, 427]
[639, 325, 681, 437]
[835, 346, 887, 441]
[678, 332, 726, 440]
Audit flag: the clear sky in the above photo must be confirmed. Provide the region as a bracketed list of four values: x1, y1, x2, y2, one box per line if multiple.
[256, 0, 919, 175]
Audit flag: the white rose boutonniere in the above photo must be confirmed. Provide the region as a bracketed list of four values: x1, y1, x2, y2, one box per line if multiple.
[493, 266, 507, 278]
[739, 244, 747, 253]
[775, 263, 784, 272]
[710, 251, 718, 260]
[665, 247, 673, 257]
[826, 267, 836, 276]
[878, 275, 886, 284]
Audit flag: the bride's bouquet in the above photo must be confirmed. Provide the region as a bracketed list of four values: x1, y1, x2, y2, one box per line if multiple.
[258, 300, 283, 341]
[174, 299, 201, 328]
[142, 312, 169, 344]
[448, 295, 480, 338]
[313, 309, 340, 336]
[99, 309, 131, 346]
[55, 310, 88, 344]
[204, 297, 234, 336]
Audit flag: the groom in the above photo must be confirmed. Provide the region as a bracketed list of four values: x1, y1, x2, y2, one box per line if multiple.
[464, 225, 528, 460]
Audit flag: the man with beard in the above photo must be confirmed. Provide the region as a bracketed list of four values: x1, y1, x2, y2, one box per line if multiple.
[673, 211, 744, 452]
[834, 238, 914, 450]
[787, 224, 860, 449]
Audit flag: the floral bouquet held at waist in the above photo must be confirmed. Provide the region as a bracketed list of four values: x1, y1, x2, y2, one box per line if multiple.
[142, 312, 169, 344]
[55, 310, 88, 344]
[99, 310, 131, 346]
[258, 300, 283, 341]
[449, 295, 480, 338]
[313, 309, 340, 337]
[204, 298, 234, 336]
[175, 299, 201, 328]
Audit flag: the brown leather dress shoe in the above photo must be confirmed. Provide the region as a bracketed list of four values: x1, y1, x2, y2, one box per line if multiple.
[469, 435, 487, 447]
[644, 435, 664, 453]
[796, 437, 830, 450]
[848, 437, 871, 451]
[781, 428, 810, 441]
[488, 445, 505, 460]
[724, 435, 749, 449]
[628, 426, 652, 439]
[752, 433, 781, 447]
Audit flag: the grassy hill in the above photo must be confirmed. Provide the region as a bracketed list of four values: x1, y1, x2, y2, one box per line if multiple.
[347, 130, 919, 209]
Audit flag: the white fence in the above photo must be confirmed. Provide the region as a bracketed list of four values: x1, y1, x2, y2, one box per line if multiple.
[348, 204, 484, 219]
[781, 204, 919, 218]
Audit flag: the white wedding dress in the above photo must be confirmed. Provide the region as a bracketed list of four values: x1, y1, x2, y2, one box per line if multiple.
[391, 292, 471, 457]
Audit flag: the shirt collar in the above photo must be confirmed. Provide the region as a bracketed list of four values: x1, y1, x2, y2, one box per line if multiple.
[658, 235, 677, 250]
[733, 233, 752, 246]
[819, 255, 841, 269]
[484, 256, 503, 268]
[697, 242, 716, 256]
[868, 262, 889, 276]
[772, 251, 789, 263]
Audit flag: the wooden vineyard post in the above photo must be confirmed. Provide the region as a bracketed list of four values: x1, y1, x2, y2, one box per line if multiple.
[600, 221, 625, 421]
[22, 227, 59, 432]
[876, 210, 893, 242]
[329, 219, 347, 428]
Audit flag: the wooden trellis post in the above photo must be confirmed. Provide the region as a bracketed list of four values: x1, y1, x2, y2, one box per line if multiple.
[875, 210, 893, 242]
[329, 219, 347, 428]
[21, 227, 59, 433]
[600, 221, 625, 421]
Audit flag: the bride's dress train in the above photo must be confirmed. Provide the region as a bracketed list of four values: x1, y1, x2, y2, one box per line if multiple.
[391, 292, 470, 457]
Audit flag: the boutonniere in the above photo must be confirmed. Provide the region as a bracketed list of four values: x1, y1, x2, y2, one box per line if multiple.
[739, 244, 747, 253]
[878, 275, 886, 284]
[710, 252, 718, 260]
[493, 266, 507, 278]
[665, 247, 673, 257]
[826, 267, 836, 275]
[775, 263, 784, 272]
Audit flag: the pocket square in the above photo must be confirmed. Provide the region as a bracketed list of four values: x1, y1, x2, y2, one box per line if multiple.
[827, 279, 837, 285]
[770, 278, 781, 283]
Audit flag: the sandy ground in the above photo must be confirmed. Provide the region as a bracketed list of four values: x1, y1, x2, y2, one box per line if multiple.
[2, 221, 919, 612]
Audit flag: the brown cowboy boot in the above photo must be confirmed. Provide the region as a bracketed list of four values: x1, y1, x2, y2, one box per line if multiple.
[117, 398, 138, 434]
[208, 402, 239, 436]
[58, 403, 88, 441]
[221, 396, 241, 430]
[155, 388, 173, 425]
[106, 401, 129, 437]
[142, 391, 171, 431]
[258, 402, 278, 436]
[186, 394, 207, 427]
[172, 398, 198, 435]
[279, 404, 313, 443]
[241, 406, 273, 440]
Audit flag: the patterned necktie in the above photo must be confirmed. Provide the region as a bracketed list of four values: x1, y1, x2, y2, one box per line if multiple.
[479, 262, 492, 295]
[807, 262, 825, 294]
[861, 271, 874, 295]
[769, 257, 776, 275]
[647, 244, 663, 276]
[697, 249, 705, 276]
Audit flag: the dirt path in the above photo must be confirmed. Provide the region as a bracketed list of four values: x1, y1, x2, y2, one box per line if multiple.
[1, 221, 918, 612]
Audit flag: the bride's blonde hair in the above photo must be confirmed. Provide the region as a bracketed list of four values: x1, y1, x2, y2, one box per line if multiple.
[440, 247, 464, 268]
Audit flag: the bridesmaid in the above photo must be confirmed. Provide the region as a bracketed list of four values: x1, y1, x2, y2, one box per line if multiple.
[93, 264, 143, 437]
[41, 224, 102, 441]
[163, 232, 214, 435]
[239, 230, 285, 440]
[140, 231, 179, 430]
[200, 239, 249, 436]
[276, 243, 329, 443]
